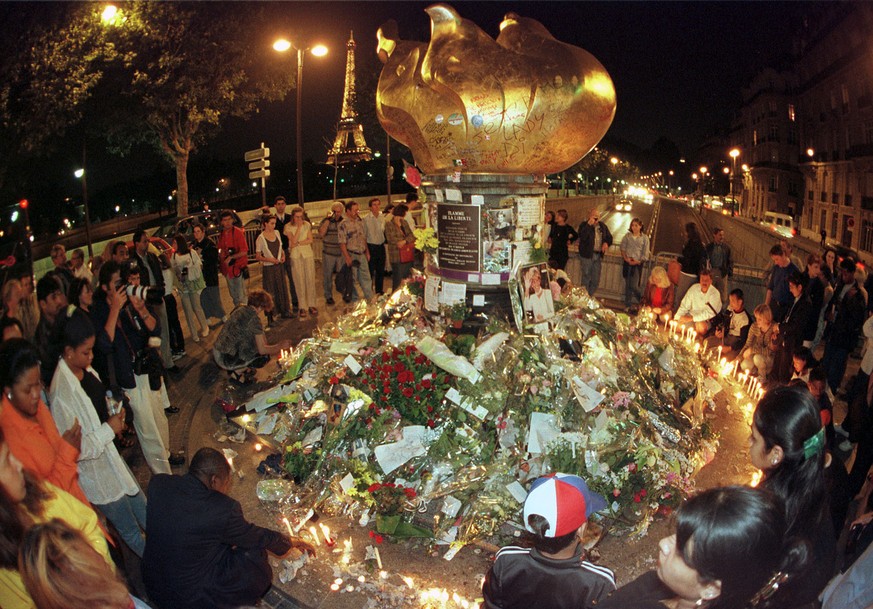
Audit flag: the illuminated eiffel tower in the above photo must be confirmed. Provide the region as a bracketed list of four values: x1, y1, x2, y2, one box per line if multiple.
[326, 31, 372, 165]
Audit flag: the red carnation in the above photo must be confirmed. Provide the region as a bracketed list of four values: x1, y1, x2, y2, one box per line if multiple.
[328, 376, 339, 385]
[404, 487, 417, 498]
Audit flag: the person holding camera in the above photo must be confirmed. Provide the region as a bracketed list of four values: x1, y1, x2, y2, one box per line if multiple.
[217, 210, 248, 307]
[89, 261, 177, 474]
[171, 234, 210, 343]
[318, 201, 346, 305]
[130, 230, 174, 371]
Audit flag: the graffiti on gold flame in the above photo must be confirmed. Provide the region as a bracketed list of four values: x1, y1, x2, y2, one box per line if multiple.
[376, 4, 616, 175]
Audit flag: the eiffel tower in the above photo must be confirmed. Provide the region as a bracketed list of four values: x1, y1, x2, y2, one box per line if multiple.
[326, 31, 372, 166]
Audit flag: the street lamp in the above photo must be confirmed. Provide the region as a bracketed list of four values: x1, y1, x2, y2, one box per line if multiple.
[74, 167, 94, 258]
[273, 39, 328, 206]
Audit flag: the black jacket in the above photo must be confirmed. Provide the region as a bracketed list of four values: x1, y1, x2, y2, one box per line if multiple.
[482, 545, 615, 609]
[143, 473, 291, 609]
[704, 241, 733, 276]
[826, 281, 866, 350]
[130, 249, 165, 289]
[779, 294, 813, 351]
[577, 221, 613, 259]
[193, 236, 220, 287]
[678, 238, 706, 275]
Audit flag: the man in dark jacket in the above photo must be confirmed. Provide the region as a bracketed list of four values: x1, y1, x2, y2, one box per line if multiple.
[704, 228, 733, 303]
[143, 447, 315, 609]
[273, 196, 300, 315]
[823, 258, 867, 393]
[576, 208, 613, 298]
[130, 229, 174, 369]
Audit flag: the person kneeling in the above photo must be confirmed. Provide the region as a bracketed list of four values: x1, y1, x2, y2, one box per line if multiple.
[482, 473, 615, 609]
[143, 447, 315, 609]
[675, 269, 722, 336]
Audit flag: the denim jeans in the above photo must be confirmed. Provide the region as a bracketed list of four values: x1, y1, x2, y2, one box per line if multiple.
[624, 264, 643, 308]
[579, 255, 603, 297]
[224, 273, 247, 306]
[322, 253, 343, 300]
[348, 252, 373, 301]
[96, 491, 147, 556]
[822, 344, 851, 394]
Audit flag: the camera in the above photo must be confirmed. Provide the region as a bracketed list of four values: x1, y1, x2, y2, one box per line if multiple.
[226, 247, 237, 266]
[180, 266, 189, 282]
[124, 284, 165, 305]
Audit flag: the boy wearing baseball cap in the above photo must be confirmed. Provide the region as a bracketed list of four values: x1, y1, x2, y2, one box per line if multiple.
[482, 473, 615, 609]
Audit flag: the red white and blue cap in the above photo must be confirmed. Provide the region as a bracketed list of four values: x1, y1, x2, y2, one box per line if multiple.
[523, 473, 607, 538]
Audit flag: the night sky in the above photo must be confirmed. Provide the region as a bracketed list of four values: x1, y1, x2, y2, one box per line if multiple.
[4, 1, 809, 200]
[208, 1, 804, 166]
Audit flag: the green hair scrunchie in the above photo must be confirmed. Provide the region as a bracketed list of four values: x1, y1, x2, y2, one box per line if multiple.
[802, 428, 825, 461]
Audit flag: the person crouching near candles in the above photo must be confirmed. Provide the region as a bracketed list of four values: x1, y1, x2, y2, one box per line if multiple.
[674, 268, 722, 336]
[713, 288, 751, 360]
[143, 447, 315, 609]
[482, 473, 615, 609]
[739, 304, 778, 381]
[598, 486, 809, 609]
[641, 266, 674, 324]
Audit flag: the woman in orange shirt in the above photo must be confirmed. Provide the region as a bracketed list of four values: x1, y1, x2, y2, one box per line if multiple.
[0, 338, 89, 508]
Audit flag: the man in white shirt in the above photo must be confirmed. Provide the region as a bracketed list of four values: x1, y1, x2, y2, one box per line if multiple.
[70, 248, 93, 282]
[363, 198, 387, 295]
[676, 269, 722, 335]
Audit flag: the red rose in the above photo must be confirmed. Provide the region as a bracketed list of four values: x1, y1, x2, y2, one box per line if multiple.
[639, 489, 647, 498]
[381, 365, 392, 374]
[394, 362, 405, 373]
[405, 345, 415, 356]
[381, 352, 390, 363]
[368, 484, 381, 493]
[374, 533, 384, 544]
[427, 406, 433, 412]
[383, 387, 391, 395]
[328, 376, 339, 385]
[427, 419, 435, 428]
[422, 379, 432, 389]
[402, 387, 414, 398]
[404, 488, 417, 498]
[415, 355, 426, 365]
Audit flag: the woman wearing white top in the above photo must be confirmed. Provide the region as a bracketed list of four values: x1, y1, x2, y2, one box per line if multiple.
[255, 215, 292, 318]
[620, 217, 651, 312]
[285, 206, 318, 318]
[171, 234, 210, 342]
[49, 308, 147, 556]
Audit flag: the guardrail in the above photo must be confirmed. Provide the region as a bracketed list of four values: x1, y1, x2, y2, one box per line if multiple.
[566, 248, 769, 312]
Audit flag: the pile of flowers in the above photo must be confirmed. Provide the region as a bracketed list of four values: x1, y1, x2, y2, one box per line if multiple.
[257, 285, 720, 552]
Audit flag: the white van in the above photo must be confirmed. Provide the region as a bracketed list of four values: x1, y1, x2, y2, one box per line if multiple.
[761, 211, 795, 239]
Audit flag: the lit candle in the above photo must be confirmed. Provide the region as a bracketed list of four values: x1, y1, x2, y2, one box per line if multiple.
[717, 345, 723, 361]
[319, 523, 335, 546]
[293, 508, 314, 533]
[254, 442, 263, 452]
[309, 526, 321, 546]
[283, 516, 294, 539]
[664, 313, 671, 331]
[374, 546, 383, 569]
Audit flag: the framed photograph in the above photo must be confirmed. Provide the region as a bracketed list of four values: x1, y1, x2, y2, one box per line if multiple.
[488, 208, 515, 240]
[518, 263, 555, 325]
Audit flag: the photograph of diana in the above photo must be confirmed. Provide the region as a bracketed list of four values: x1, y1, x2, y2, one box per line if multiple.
[520, 263, 555, 324]
[489, 208, 515, 240]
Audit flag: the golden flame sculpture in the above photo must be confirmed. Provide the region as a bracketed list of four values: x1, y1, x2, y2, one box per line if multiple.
[376, 4, 616, 175]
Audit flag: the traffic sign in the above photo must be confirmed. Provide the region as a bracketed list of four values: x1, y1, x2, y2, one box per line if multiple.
[249, 169, 271, 180]
[248, 159, 270, 171]
[244, 146, 269, 162]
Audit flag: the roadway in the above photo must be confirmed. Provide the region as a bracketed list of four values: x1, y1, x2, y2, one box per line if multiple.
[599, 196, 700, 258]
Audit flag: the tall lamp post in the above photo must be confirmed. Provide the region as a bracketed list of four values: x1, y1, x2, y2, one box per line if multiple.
[728, 148, 740, 216]
[273, 39, 328, 207]
[73, 164, 94, 258]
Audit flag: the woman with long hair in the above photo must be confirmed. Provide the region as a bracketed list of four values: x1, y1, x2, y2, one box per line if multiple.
[674, 222, 706, 309]
[19, 519, 149, 609]
[641, 266, 674, 323]
[285, 206, 318, 319]
[67, 277, 93, 313]
[171, 233, 210, 342]
[191, 222, 227, 324]
[385, 204, 416, 291]
[48, 308, 146, 557]
[600, 486, 808, 609]
[0, 428, 112, 609]
[751, 385, 835, 604]
[255, 215, 292, 319]
[620, 217, 650, 313]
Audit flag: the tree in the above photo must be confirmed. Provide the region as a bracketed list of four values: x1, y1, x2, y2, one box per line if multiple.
[30, 2, 292, 215]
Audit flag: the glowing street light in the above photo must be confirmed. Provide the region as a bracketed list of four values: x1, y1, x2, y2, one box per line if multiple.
[74, 167, 94, 257]
[806, 148, 815, 158]
[273, 39, 328, 206]
[101, 4, 118, 24]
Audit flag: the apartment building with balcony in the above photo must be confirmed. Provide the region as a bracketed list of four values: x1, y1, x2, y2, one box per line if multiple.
[795, 4, 873, 256]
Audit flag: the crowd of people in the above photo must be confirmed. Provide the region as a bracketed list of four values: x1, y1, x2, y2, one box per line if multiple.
[3, 197, 873, 608]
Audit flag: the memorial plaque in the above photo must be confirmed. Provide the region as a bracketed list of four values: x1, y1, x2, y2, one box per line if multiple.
[437, 203, 480, 272]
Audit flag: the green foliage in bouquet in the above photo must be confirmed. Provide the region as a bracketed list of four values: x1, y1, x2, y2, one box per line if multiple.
[283, 442, 322, 483]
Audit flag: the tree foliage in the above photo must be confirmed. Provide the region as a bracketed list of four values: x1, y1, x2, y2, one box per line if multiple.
[26, 2, 293, 214]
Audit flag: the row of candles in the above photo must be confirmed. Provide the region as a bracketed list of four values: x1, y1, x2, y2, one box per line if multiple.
[282, 515, 384, 568]
[650, 312, 766, 402]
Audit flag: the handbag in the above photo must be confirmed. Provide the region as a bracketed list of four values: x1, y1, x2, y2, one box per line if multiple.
[399, 242, 415, 264]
